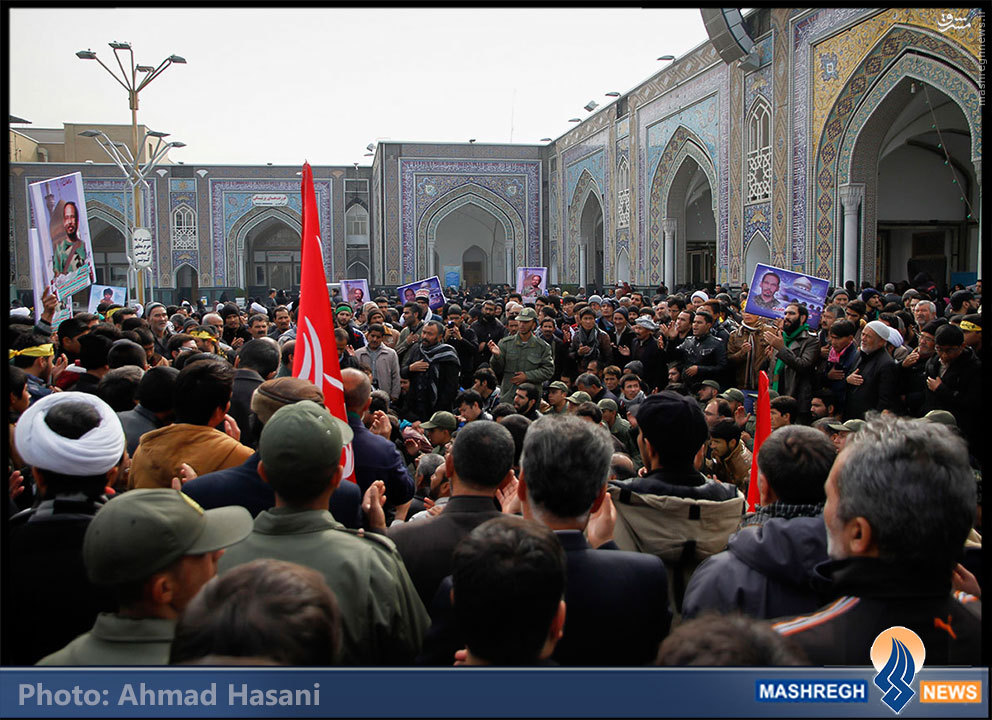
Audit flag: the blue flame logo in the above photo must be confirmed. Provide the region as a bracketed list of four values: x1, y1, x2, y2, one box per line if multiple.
[873, 637, 917, 713]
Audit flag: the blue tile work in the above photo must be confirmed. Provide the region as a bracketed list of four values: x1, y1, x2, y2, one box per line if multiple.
[209, 179, 331, 285]
[791, 7, 873, 269]
[636, 62, 727, 284]
[398, 158, 540, 282]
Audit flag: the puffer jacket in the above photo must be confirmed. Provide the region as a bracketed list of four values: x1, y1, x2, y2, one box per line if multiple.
[682, 515, 827, 620]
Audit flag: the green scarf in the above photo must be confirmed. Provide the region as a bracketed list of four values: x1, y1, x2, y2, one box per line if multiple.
[771, 323, 810, 391]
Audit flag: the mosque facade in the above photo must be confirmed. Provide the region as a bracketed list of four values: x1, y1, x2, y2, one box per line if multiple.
[8, 8, 984, 305]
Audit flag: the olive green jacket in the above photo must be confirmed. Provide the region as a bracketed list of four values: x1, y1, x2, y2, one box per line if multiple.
[37, 614, 174, 666]
[490, 333, 554, 401]
[218, 507, 429, 665]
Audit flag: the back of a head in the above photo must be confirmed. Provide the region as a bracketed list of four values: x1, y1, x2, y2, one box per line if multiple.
[451, 419, 515, 490]
[636, 391, 708, 469]
[78, 332, 114, 371]
[238, 338, 280, 377]
[756, 425, 835, 505]
[493, 413, 530, 469]
[136, 365, 180, 413]
[97, 366, 144, 412]
[341, 367, 372, 412]
[15, 393, 125, 498]
[837, 417, 975, 571]
[170, 558, 341, 666]
[521, 415, 613, 520]
[108, 339, 147, 369]
[174, 356, 235, 425]
[452, 516, 566, 665]
[656, 613, 806, 666]
[415, 453, 445, 484]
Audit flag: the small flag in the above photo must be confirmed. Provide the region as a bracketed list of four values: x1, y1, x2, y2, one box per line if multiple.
[746, 370, 771, 512]
[293, 163, 355, 483]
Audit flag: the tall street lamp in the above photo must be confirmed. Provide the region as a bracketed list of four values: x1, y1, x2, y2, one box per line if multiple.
[79, 128, 185, 302]
[76, 42, 186, 303]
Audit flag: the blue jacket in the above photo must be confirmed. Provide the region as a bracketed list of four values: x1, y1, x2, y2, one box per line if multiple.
[182, 452, 362, 529]
[348, 412, 414, 504]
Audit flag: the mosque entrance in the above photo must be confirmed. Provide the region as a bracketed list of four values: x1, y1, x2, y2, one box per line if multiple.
[433, 203, 508, 285]
[869, 80, 977, 288]
[668, 157, 716, 287]
[244, 217, 301, 297]
[578, 192, 604, 292]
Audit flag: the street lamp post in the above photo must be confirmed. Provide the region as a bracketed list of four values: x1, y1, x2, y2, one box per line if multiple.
[78, 129, 185, 305]
[76, 43, 186, 304]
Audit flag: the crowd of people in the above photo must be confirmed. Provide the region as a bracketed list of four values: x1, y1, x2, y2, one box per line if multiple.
[5, 273, 982, 667]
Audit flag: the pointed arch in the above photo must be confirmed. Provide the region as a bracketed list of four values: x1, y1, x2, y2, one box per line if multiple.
[567, 169, 604, 284]
[810, 24, 981, 280]
[745, 96, 772, 204]
[647, 126, 718, 286]
[230, 207, 302, 290]
[417, 183, 523, 279]
[616, 156, 631, 229]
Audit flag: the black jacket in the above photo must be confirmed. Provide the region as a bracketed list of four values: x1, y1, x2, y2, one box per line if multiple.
[922, 348, 982, 461]
[669, 333, 728, 389]
[682, 516, 828, 620]
[228, 368, 264, 448]
[418, 530, 671, 666]
[385, 495, 502, 609]
[5, 495, 117, 665]
[771, 557, 982, 666]
[844, 347, 899, 419]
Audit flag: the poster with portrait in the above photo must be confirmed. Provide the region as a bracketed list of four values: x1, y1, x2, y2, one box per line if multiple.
[28, 229, 72, 326]
[516, 267, 547, 304]
[339, 279, 370, 309]
[28, 172, 96, 302]
[744, 263, 830, 329]
[396, 276, 446, 310]
[88, 285, 127, 313]
[442, 265, 461, 289]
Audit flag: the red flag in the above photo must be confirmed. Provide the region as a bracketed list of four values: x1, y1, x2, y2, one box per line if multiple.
[746, 370, 771, 512]
[293, 163, 355, 483]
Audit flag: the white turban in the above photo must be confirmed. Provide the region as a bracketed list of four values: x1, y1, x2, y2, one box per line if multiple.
[250, 302, 267, 315]
[10, 307, 30, 318]
[865, 320, 894, 345]
[16, 392, 126, 476]
[691, 290, 709, 303]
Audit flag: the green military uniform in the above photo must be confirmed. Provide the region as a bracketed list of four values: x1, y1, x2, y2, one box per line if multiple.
[37, 614, 174, 666]
[606, 415, 633, 449]
[490, 333, 554, 401]
[219, 507, 429, 665]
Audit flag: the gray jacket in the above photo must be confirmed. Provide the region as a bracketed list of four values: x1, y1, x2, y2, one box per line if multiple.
[354, 343, 402, 401]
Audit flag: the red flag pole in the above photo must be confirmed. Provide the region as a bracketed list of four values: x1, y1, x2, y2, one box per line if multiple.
[293, 163, 355, 482]
[746, 370, 771, 512]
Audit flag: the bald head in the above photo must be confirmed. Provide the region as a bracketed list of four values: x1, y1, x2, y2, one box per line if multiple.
[342, 367, 372, 412]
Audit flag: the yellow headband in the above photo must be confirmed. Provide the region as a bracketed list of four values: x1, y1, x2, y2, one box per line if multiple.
[9, 343, 55, 359]
[105, 307, 122, 321]
[189, 330, 216, 341]
[960, 321, 981, 332]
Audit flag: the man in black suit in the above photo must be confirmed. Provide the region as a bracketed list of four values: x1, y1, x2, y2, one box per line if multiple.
[419, 415, 671, 665]
[182, 377, 361, 528]
[228, 339, 280, 448]
[363, 420, 511, 608]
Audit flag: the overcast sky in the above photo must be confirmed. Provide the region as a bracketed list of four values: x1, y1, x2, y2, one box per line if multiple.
[10, 8, 710, 167]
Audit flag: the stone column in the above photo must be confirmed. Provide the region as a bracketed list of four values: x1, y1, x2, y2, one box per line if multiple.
[974, 161, 982, 274]
[838, 184, 864, 286]
[579, 244, 588, 289]
[663, 218, 677, 290]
